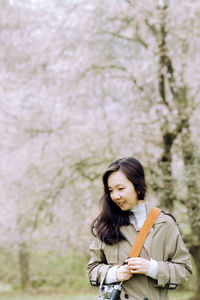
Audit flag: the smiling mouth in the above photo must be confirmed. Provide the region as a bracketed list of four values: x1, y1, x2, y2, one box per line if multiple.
[117, 202, 125, 207]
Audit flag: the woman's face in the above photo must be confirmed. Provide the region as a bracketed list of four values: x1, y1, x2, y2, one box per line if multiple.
[107, 170, 141, 211]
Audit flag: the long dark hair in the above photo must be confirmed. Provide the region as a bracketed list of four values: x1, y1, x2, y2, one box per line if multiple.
[91, 157, 147, 245]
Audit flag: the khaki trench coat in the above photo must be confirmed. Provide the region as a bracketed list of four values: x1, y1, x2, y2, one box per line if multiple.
[87, 203, 192, 300]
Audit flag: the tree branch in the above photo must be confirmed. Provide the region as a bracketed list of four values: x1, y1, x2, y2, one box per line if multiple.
[145, 19, 158, 37]
[79, 64, 144, 93]
[98, 30, 148, 49]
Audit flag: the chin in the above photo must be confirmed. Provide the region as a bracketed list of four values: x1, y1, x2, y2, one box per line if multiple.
[120, 207, 128, 211]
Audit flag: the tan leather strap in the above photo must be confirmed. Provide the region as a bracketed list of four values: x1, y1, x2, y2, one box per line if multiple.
[129, 207, 161, 257]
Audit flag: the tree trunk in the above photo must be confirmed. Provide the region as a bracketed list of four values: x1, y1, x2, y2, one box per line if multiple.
[156, 1, 176, 211]
[181, 124, 200, 298]
[18, 243, 31, 291]
[155, 1, 199, 295]
[158, 132, 175, 211]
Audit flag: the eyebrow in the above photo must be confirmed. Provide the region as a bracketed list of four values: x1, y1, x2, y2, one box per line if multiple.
[108, 184, 125, 189]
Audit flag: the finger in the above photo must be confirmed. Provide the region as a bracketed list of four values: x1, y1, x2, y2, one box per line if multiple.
[125, 257, 138, 262]
[123, 268, 133, 274]
[129, 264, 140, 270]
[131, 269, 143, 274]
[122, 265, 131, 272]
[127, 260, 140, 267]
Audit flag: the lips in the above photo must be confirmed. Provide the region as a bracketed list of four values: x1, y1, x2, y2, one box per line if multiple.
[117, 201, 125, 208]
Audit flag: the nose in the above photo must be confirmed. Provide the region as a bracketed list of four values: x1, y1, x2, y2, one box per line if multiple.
[112, 191, 121, 200]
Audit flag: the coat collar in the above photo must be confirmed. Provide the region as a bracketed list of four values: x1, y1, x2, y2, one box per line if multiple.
[145, 201, 166, 225]
[129, 201, 165, 233]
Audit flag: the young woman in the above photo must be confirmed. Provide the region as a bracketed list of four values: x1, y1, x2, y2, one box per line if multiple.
[87, 157, 192, 300]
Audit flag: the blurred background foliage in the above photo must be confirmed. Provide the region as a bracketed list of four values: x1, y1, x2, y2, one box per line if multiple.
[0, 0, 200, 299]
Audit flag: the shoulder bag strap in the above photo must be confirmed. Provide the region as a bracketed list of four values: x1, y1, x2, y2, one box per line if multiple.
[129, 207, 161, 258]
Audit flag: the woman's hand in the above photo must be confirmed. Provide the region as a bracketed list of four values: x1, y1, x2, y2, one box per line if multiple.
[125, 257, 150, 275]
[116, 265, 133, 282]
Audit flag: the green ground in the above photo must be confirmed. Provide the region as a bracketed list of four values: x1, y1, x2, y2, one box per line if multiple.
[0, 291, 195, 300]
[0, 293, 95, 300]
[0, 249, 196, 300]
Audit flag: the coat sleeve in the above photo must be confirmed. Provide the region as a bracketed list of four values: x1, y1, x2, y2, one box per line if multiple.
[155, 218, 192, 288]
[87, 238, 110, 286]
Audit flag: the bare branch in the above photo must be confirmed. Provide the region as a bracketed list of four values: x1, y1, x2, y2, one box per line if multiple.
[145, 19, 158, 37]
[79, 64, 144, 93]
[135, 33, 148, 49]
[99, 30, 148, 49]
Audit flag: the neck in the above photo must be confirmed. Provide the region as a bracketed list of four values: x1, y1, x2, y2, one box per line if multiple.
[130, 200, 145, 212]
[130, 202, 146, 229]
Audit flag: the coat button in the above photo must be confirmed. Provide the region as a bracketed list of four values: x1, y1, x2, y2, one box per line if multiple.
[124, 294, 129, 299]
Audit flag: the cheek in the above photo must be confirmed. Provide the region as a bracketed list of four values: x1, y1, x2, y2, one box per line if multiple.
[128, 190, 138, 201]
[122, 190, 131, 199]
[110, 195, 114, 201]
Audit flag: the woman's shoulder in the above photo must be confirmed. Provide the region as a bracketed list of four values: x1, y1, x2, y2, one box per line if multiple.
[161, 210, 177, 224]
[153, 208, 178, 229]
[89, 236, 103, 249]
[158, 210, 181, 235]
